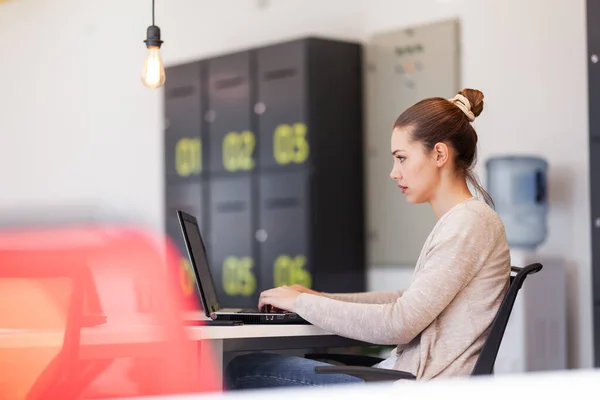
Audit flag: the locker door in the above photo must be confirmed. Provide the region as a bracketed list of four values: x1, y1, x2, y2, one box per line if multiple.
[256, 41, 309, 172]
[258, 172, 310, 292]
[589, 0, 600, 367]
[588, 0, 600, 139]
[591, 142, 600, 303]
[164, 62, 204, 183]
[209, 177, 257, 308]
[595, 304, 600, 367]
[164, 183, 204, 309]
[165, 183, 204, 250]
[206, 52, 255, 175]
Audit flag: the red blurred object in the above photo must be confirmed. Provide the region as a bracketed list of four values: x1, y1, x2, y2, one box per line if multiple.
[0, 222, 220, 399]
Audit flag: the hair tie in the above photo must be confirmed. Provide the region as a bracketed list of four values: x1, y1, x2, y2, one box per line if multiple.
[449, 94, 476, 122]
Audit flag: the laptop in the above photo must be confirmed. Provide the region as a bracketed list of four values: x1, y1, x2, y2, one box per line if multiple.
[177, 210, 310, 325]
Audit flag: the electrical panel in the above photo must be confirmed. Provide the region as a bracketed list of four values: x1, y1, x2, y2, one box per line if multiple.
[364, 19, 461, 266]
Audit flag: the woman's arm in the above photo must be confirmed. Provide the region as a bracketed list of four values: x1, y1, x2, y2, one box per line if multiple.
[292, 212, 501, 345]
[288, 284, 404, 304]
[322, 291, 404, 304]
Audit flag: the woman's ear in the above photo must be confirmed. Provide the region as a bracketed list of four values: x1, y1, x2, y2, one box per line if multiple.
[433, 142, 450, 167]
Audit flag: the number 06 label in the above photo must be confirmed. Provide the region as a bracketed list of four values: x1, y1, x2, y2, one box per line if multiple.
[273, 255, 312, 288]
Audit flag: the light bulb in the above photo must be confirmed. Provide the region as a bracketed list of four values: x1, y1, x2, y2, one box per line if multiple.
[142, 46, 166, 89]
[142, 25, 165, 89]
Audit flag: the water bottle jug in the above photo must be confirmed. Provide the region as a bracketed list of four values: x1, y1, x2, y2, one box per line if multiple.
[485, 156, 548, 250]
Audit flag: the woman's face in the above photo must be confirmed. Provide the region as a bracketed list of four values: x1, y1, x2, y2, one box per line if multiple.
[389, 127, 441, 204]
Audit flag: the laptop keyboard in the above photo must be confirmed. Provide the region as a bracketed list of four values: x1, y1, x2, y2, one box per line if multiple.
[238, 306, 289, 314]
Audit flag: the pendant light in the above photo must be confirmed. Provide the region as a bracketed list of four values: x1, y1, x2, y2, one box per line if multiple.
[141, 0, 166, 89]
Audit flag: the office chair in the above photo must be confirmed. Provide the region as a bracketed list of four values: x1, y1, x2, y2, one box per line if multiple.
[307, 263, 543, 382]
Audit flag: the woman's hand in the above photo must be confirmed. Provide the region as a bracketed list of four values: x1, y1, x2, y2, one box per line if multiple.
[288, 284, 323, 297]
[258, 286, 303, 312]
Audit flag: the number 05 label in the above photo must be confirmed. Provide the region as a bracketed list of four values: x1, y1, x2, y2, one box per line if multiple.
[222, 256, 257, 296]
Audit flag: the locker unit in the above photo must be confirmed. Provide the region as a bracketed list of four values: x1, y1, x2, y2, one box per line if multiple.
[164, 37, 366, 309]
[206, 51, 254, 176]
[255, 39, 307, 172]
[588, 0, 600, 366]
[209, 177, 255, 309]
[257, 172, 310, 294]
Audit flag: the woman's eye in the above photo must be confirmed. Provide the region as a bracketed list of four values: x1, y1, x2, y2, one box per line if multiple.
[396, 156, 405, 162]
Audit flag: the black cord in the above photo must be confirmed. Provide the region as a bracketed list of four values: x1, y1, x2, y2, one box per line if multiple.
[152, 0, 155, 26]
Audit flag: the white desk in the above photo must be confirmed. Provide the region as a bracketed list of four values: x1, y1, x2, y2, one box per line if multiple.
[191, 323, 367, 350]
[0, 324, 370, 391]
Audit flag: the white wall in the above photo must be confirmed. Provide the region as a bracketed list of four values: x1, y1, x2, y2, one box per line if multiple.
[0, 0, 591, 368]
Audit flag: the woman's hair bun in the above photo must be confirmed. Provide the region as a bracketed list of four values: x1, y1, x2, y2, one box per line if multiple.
[458, 88, 484, 118]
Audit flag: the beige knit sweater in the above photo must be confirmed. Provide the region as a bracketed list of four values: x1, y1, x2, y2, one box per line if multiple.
[292, 197, 511, 381]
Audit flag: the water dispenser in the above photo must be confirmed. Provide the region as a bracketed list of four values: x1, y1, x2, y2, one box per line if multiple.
[485, 156, 548, 250]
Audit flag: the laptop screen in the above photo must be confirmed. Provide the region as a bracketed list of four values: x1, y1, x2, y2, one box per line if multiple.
[177, 210, 220, 316]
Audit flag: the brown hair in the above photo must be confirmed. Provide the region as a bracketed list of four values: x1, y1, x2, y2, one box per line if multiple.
[393, 88, 494, 207]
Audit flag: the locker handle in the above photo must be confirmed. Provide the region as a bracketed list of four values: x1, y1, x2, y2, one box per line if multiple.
[265, 68, 297, 80]
[215, 76, 244, 90]
[167, 85, 195, 99]
[216, 201, 246, 213]
[265, 197, 299, 209]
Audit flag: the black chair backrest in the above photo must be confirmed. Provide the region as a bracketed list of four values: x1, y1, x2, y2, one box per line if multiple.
[470, 263, 543, 376]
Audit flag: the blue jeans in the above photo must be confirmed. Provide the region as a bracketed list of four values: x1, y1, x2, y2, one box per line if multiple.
[225, 352, 365, 390]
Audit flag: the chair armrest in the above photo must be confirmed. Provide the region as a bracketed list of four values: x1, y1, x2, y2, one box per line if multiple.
[314, 366, 416, 382]
[305, 353, 384, 367]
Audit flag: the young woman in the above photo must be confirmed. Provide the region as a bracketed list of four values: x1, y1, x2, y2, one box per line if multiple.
[225, 88, 511, 389]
